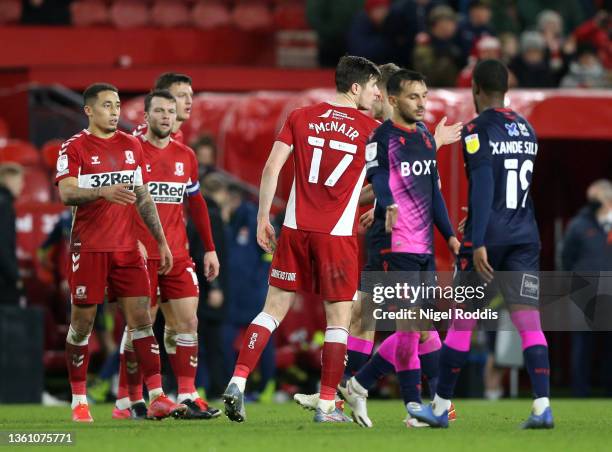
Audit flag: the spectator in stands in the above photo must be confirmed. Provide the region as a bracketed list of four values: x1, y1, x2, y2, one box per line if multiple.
[0, 163, 24, 305]
[347, 0, 396, 65]
[390, 0, 442, 35]
[457, 0, 496, 62]
[517, 0, 586, 34]
[537, 10, 576, 78]
[499, 32, 520, 64]
[509, 31, 558, 87]
[413, 5, 465, 87]
[572, 10, 612, 69]
[562, 179, 612, 397]
[306, 0, 365, 67]
[561, 43, 610, 88]
[191, 134, 218, 180]
[456, 36, 501, 87]
[189, 173, 229, 399]
[21, 0, 72, 25]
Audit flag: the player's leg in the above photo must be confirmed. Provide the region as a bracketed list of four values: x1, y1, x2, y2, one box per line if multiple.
[223, 285, 295, 422]
[66, 304, 97, 422]
[500, 244, 552, 429]
[312, 232, 358, 423]
[112, 251, 186, 420]
[65, 251, 110, 422]
[418, 330, 442, 399]
[408, 253, 483, 427]
[223, 227, 303, 422]
[345, 291, 376, 378]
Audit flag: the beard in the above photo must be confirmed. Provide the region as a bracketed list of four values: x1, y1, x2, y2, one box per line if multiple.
[150, 124, 172, 139]
[398, 106, 422, 124]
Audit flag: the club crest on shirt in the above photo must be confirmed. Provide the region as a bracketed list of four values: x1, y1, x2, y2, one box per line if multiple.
[465, 134, 480, 154]
[174, 162, 184, 176]
[124, 150, 136, 164]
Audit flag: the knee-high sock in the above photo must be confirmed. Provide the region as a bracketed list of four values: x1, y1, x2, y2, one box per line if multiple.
[123, 328, 143, 403]
[176, 332, 199, 402]
[511, 310, 550, 399]
[419, 330, 442, 398]
[395, 332, 421, 404]
[320, 327, 349, 402]
[354, 333, 396, 389]
[130, 325, 163, 399]
[230, 312, 279, 391]
[436, 318, 477, 400]
[66, 325, 90, 408]
[344, 336, 374, 378]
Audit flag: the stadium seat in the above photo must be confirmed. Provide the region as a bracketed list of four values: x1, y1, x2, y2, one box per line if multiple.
[0, 139, 41, 166]
[20, 167, 52, 203]
[232, 0, 273, 31]
[151, 0, 191, 28]
[273, 0, 308, 30]
[109, 0, 150, 29]
[192, 1, 232, 29]
[70, 0, 110, 27]
[0, 0, 21, 24]
[41, 140, 63, 171]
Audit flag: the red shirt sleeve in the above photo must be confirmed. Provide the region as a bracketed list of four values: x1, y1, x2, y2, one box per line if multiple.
[276, 110, 297, 146]
[185, 146, 215, 251]
[55, 140, 81, 184]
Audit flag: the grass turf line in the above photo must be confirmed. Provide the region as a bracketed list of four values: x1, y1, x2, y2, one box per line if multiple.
[0, 400, 611, 452]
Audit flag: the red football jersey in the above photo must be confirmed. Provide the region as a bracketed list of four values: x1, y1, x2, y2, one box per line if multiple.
[277, 102, 379, 236]
[134, 136, 200, 260]
[55, 130, 148, 252]
[132, 123, 184, 144]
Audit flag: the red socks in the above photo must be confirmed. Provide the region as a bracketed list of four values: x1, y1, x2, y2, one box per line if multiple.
[320, 327, 349, 401]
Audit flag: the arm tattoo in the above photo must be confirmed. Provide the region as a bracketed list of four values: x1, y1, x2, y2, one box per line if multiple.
[61, 186, 101, 206]
[134, 186, 166, 244]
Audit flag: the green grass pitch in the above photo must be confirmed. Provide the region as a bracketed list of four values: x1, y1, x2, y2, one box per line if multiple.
[1, 400, 611, 452]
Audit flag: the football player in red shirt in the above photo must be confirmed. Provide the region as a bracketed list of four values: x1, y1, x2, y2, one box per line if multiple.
[222, 56, 381, 423]
[113, 90, 220, 420]
[56, 83, 186, 422]
[132, 72, 193, 144]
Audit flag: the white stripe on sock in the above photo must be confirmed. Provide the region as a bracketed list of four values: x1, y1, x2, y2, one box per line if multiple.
[251, 312, 279, 333]
[324, 326, 349, 344]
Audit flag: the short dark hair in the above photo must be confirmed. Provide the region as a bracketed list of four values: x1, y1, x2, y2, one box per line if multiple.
[83, 83, 118, 106]
[335, 56, 380, 93]
[154, 72, 192, 90]
[377, 63, 401, 91]
[386, 69, 427, 96]
[144, 89, 176, 112]
[473, 59, 508, 94]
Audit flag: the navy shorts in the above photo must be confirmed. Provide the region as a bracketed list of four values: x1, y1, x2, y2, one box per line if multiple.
[454, 243, 541, 307]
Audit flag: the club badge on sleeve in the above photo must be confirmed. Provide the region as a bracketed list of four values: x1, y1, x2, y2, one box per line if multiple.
[465, 134, 480, 154]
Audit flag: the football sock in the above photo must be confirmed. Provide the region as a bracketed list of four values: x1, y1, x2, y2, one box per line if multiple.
[231, 312, 279, 388]
[130, 325, 163, 395]
[66, 325, 90, 408]
[510, 311, 550, 403]
[176, 332, 199, 399]
[419, 331, 442, 398]
[344, 336, 374, 378]
[319, 326, 349, 408]
[395, 332, 421, 404]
